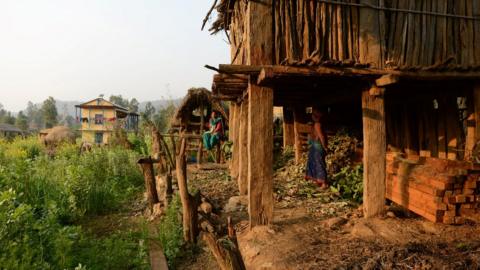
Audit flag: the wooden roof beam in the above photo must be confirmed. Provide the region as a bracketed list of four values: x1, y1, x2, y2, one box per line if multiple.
[214, 64, 480, 82]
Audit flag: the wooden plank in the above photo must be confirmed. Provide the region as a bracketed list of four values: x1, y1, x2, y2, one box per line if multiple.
[283, 107, 295, 148]
[238, 100, 248, 196]
[362, 86, 386, 218]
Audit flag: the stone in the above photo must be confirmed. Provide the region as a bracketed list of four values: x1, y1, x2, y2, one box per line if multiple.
[324, 217, 348, 229]
[351, 221, 375, 238]
[386, 211, 396, 218]
[224, 195, 248, 213]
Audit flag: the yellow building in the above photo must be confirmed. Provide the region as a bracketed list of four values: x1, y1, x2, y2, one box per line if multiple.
[75, 98, 139, 144]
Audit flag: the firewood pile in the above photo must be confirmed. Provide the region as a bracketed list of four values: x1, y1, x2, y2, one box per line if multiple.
[386, 152, 480, 225]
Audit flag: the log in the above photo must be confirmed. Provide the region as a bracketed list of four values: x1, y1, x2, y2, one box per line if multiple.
[238, 100, 248, 195]
[176, 138, 198, 243]
[362, 86, 386, 218]
[138, 157, 160, 208]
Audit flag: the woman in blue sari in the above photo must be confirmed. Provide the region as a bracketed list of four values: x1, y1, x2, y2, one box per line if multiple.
[305, 108, 328, 188]
[203, 111, 223, 150]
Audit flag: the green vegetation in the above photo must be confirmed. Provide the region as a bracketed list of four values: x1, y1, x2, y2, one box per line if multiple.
[0, 137, 148, 269]
[157, 195, 185, 269]
[330, 164, 364, 203]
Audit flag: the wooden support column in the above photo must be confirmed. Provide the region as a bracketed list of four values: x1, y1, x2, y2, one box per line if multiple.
[238, 99, 248, 195]
[197, 103, 205, 166]
[475, 84, 480, 144]
[246, 0, 274, 228]
[293, 108, 306, 164]
[283, 107, 295, 148]
[230, 103, 240, 179]
[362, 86, 386, 218]
[248, 83, 274, 227]
[176, 138, 198, 243]
[138, 157, 160, 208]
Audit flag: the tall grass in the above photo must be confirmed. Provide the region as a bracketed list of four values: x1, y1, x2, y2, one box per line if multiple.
[0, 136, 148, 269]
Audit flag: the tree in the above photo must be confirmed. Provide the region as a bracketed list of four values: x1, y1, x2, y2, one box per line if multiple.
[26, 101, 43, 130]
[42, 97, 58, 128]
[152, 103, 176, 132]
[109, 95, 129, 108]
[142, 102, 156, 120]
[128, 98, 139, 113]
[15, 111, 28, 131]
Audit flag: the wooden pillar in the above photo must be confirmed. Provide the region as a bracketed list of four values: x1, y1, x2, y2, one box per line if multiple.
[293, 108, 305, 164]
[246, 0, 273, 228]
[475, 85, 480, 144]
[283, 107, 295, 148]
[362, 86, 386, 218]
[238, 99, 248, 196]
[176, 138, 198, 243]
[230, 103, 240, 179]
[197, 103, 205, 166]
[248, 83, 274, 227]
[138, 157, 160, 208]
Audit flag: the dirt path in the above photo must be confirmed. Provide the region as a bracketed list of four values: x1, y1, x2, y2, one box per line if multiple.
[172, 162, 480, 270]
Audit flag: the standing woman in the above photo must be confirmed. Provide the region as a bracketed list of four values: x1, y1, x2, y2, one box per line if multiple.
[305, 108, 328, 188]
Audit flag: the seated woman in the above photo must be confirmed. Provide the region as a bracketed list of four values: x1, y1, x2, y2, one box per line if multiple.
[203, 111, 223, 150]
[305, 108, 329, 188]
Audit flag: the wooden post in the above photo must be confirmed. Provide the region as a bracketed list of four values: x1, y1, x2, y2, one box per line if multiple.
[231, 104, 240, 179]
[138, 157, 160, 208]
[198, 103, 205, 166]
[246, 0, 274, 228]
[475, 84, 480, 144]
[293, 108, 305, 164]
[283, 107, 295, 149]
[176, 138, 198, 243]
[238, 99, 248, 195]
[362, 86, 386, 218]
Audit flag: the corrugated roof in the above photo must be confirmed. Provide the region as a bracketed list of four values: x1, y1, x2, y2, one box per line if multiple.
[0, 123, 23, 133]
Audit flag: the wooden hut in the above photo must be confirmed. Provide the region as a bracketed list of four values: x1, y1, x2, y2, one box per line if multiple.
[0, 123, 23, 138]
[170, 88, 228, 164]
[207, 0, 480, 226]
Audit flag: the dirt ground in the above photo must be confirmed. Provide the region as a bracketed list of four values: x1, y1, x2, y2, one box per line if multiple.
[175, 159, 480, 270]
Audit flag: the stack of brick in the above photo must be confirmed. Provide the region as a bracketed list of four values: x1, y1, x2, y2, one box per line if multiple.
[386, 152, 480, 224]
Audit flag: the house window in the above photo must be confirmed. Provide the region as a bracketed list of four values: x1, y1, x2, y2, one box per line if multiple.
[94, 114, 103, 125]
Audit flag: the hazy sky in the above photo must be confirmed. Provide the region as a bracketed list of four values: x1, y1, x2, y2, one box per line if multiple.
[0, 0, 229, 111]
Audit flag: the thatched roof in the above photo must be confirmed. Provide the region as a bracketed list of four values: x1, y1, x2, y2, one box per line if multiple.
[171, 88, 228, 129]
[0, 123, 22, 133]
[207, 0, 480, 72]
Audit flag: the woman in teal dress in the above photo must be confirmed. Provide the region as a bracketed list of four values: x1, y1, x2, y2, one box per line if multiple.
[305, 109, 328, 188]
[203, 111, 223, 150]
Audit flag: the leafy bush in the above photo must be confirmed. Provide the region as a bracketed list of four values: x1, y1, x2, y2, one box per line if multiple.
[326, 130, 358, 177]
[330, 165, 363, 203]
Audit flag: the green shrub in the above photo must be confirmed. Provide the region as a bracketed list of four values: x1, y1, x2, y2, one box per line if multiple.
[330, 164, 363, 203]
